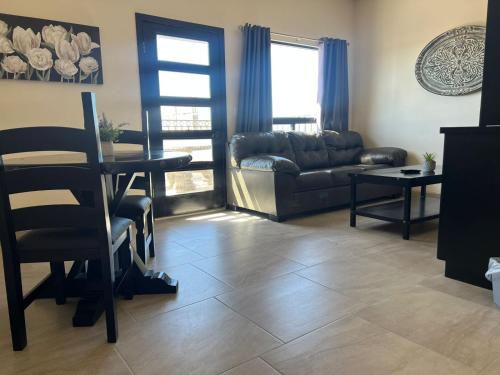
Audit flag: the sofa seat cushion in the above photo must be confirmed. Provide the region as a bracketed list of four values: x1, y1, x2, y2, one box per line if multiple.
[322, 131, 364, 167]
[288, 132, 329, 170]
[295, 170, 335, 192]
[329, 166, 364, 187]
[230, 132, 295, 167]
[329, 164, 392, 187]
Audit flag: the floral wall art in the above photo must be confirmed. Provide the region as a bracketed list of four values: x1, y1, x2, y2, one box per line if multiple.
[0, 13, 103, 84]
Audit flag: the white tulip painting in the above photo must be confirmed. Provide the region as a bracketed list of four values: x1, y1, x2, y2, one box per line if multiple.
[0, 13, 103, 84]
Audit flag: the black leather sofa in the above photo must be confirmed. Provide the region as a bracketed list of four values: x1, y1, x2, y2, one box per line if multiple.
[228, 130, 407, 221]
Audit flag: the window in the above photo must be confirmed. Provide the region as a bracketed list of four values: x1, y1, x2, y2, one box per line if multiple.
[271, 42, 320, 133]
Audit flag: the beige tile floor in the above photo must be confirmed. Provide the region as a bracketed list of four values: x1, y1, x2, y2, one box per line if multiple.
[0, 208, 498, 374]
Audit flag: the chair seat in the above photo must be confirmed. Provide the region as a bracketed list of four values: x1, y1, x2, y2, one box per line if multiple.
[16, 217, 133, 258]
[116, 195, 152, 219]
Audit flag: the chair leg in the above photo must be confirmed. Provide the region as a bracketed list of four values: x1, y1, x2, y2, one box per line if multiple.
[135, 216, 146, 262]
[50, 262, 66, 305]
[146, 207, 155, 258]
[117, 229, 134, 300]
[100, 244, 118, 343]
[2, 256, 27, 350]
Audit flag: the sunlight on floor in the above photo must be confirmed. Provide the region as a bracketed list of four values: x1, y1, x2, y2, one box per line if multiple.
[185, 211, 265, 223]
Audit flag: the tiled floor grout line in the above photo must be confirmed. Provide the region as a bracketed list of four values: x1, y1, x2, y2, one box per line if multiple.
[215, 356, 284, 375]
[214, 284, 372, 352]
[122, 295, 221, 324]
[113, 346, 136, 375]
[259, 356, 285, 375]
[256, 313, 363, 354]
[189, 263, 236, 289]
[215, 296, 285, 345]
[353, 315, 481, 373]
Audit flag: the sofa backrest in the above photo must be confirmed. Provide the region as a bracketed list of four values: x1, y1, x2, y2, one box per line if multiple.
[288, 132, 329, 170]
[322, 130, 364, 166]
[229, 132, 296, 167]
[229, 130, 366, 170]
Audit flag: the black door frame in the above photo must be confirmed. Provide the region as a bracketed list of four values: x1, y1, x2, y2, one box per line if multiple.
[135, 13, 227, 217]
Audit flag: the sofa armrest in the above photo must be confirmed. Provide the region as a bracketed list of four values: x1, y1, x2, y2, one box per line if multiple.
[360, 147, 407, 167]
[239, 155, 301, 176]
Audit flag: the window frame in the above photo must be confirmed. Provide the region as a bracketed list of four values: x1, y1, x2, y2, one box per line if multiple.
[135, 13, 228, 216]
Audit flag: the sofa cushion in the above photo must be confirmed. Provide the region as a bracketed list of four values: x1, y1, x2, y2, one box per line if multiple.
[359, 147, 408, 167]
[328, 165, 365, 187]
[230, 132, 295, 167]
[329, 164, 392, 187]
[295, 170, 334, 192]
[322, 131, 364, 167]
[288, 132, 329, 170]
[240, 155, 301, 176]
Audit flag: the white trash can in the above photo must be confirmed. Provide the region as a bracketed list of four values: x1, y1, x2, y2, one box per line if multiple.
[485, 258, 500, 307]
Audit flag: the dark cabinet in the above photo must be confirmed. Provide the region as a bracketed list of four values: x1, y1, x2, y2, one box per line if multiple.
[438, 126, 500, 289]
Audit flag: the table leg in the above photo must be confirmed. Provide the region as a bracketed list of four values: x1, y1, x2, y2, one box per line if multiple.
[421, 185, 427, 199]
[71, 170, 178, 327]
[72, 259, 105, 327]
[130, 252, 178, 294]
[350, 177, 357, 227]
[403, 186, 412, 240]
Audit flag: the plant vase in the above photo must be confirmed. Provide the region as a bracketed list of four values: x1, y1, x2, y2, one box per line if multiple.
[423, 159, 436, 173]
[101, 141, 114, 157]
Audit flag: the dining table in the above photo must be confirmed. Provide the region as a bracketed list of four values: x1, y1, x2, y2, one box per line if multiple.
[5, 149, 192, 326]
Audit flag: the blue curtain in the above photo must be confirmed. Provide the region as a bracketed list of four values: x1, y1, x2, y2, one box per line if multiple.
[236, 24, 273, 133]
[318, 38, 349, 132]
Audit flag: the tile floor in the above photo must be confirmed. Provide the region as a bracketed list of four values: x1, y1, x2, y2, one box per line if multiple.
[0, 208, 497, 374]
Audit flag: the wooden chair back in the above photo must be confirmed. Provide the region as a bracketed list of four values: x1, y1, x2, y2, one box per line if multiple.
[0, 92, 112, 252]
[116, 122, 152, 193]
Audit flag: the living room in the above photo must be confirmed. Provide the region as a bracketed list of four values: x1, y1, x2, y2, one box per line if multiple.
[0, 0, 496, 374]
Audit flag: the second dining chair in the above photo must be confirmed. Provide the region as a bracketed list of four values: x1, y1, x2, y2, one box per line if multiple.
[0, 92, 133, 350]
[115, 128, 155, 262]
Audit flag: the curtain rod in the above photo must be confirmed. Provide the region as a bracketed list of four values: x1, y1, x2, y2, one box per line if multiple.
[238, 26, 350, 46]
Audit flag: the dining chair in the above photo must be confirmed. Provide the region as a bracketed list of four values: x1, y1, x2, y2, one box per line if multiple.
[0, 92, 133, 350]
[115, 129, 155, 262]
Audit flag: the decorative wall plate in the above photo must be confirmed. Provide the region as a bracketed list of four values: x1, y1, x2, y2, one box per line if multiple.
[415, 25, 485, 96]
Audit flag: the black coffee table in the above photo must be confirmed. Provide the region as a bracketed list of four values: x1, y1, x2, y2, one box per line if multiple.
[349, 165, 443, 240]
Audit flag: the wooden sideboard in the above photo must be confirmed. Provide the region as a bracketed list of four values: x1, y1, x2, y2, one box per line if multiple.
[438, 126, 500, 289]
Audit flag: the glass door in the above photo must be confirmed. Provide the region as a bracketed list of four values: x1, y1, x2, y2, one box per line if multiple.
[136, 14, 227, 217]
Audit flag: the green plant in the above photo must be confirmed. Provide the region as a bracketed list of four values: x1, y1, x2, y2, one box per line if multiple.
[98, 113, 128, 142]
[423, 152, 436, 162]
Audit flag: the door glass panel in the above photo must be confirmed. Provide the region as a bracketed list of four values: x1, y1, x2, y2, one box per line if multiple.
[161, 106, 212, 131]
[157, 35, 209, 66]
[159, 71, 210, 98]
[163, 139, 213, 162]
[165, 169, 214, 195]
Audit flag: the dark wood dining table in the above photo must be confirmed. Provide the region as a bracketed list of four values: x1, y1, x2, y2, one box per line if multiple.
[5, 149, 192, 326]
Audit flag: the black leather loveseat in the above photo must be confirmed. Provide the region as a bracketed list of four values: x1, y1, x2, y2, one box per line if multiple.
[228, 130, 407, 221]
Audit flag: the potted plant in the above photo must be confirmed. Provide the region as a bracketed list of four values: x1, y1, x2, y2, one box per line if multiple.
[98, 113, 127, 156]
[422, 152, 437, 173]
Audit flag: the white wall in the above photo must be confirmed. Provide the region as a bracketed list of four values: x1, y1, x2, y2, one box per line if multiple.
[0, 0, 355, 136]
[351, 0, 488, 168]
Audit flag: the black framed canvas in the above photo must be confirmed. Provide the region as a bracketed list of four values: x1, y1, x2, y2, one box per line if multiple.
[0, 13, 103, 84]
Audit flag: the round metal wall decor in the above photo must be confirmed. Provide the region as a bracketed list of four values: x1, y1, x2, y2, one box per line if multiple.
[415, 25, 485, 96]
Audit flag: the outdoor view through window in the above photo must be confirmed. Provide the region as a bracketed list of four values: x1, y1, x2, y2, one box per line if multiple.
[271, 42, 320, 133]
[157, 35, 214, 196]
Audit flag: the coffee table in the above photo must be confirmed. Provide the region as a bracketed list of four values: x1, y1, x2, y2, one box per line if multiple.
[349, 165, 443, 240]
